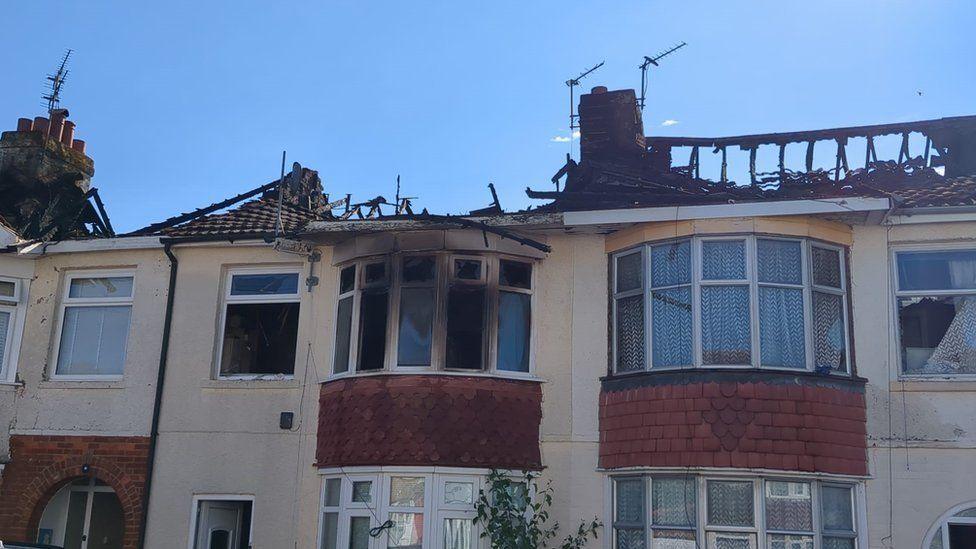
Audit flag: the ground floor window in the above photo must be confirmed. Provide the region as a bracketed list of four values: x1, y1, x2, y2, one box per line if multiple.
[190, 497, 253, 549]
[611, 474, 860, 549]
[318, 470, 482, 549]
[927, 503, 976, 549]
[37, 477, 124, 549]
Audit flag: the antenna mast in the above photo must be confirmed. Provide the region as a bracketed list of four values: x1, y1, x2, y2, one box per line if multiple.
[43, 49, 73, 113]
[565, 61, 604, 160]
[638, 42, 686, 112]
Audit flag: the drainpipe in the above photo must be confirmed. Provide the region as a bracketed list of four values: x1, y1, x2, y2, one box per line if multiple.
[137, 243, 178, 548]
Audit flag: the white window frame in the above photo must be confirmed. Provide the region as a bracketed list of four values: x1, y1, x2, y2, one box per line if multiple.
[186, 494, 255, 549]
[330, 253, 536, 379]
[608, 472, 864, 549]
[50, 269, 135, 381]
[611, 235, 852, 375]
[891, 243, 976, 379]
[317, 468, 486, 549]
[0, 276, 27, 384]
[923, 500, 976, 549]
[215, 266, 302, 380]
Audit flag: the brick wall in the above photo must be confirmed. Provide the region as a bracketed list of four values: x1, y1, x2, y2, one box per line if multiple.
[317, 375, 543, 470]
[0, 435, 150, 548]
[600, 371, 867, 476]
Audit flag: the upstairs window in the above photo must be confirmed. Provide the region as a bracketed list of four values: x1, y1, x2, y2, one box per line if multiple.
[218, 269, 301, 379]
[612, 236, 850, 374]
[332, 253, 533, 376]
[896, 248, 976, 375]
[54, 272, 135, 379]
[0, 278, 22, 381]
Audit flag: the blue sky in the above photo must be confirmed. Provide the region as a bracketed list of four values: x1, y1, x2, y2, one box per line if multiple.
[3, 1, 973, 232]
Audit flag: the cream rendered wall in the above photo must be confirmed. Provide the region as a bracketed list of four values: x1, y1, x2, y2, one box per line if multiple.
[0, 253, 35, 461]
[851, 221, 976, 549]
[144, 243, 328, 549]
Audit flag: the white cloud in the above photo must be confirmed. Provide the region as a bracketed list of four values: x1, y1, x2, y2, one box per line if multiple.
[661, 119, 680, 127]
[572, 130, 581, 139]
[550, 136, 572, 143]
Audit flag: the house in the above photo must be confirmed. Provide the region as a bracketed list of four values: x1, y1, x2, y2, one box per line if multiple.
[0, 85, 975, 549]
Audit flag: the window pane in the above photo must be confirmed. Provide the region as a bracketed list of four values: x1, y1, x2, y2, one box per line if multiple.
[444, 518, 473, 549]
[444, 482, 474, 505]
[759, 287, 806, 369]
[324, 478, 341, 507]
[822, 538, 855, 549]
[0, 310, 9, 369]
[340, 266, 356, 294]
[352, 481, 373, 503]
[500, 260, 532, 289]
[388, 513, 423, 549]
[764, 481, 812, 531]
[230, 273, 299, 295]
[615, 295, 645, 372]
[651, 529, 696, 549]
[652, 477, 696, 527]
[220, 302, 299, 375]
[651, 241, 691, 287]
[0, 280, 15, 298]
[615, 478, 645, 524]
[929, 527, 944, 549]
[390, 477, 425, 506]
[707, 480, 754, 527]
[949, 525, 976, 548]
[349, 517, 371, 549]
[397, 288, 434, 366]
[767, 534, 813, 549]
[402, 256, 436, 283]
[701, 286, 751, 365]
[616, 252, 643, 293]
[497, 291, 531, 372]
[57, 305, 131, 375]
[365, 262, 387, 285]
[702, 240, 746, 280]
[812, 247, 842, 288]
[820, 486, 853, 532]
[813, 292, 847, 373]
[333, 297, 353, 373]
[616, 529, 645, 549]
[705, 532, 756, 548]
[454, 259, 482, 281]
[899, 296, 976, 374]
[320, 512, 338, 549]
[897, 250, 976, 291]
[652, 287, 692, 368]
[758, 239, 802, 285]
[445, 286, 485, 370]
[68, 276, 133, 299]
[358, 288, 388, 371]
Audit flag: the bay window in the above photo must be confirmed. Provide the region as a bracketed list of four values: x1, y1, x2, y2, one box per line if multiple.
[332, 253, 533, 376]
[612, 475, 860, 549]
[612, 236, 850, 374]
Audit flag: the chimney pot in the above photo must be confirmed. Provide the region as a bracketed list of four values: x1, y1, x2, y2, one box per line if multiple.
[33, 116, 50, 136]
[16, 118, 33, 132]
[71, 139, 86, 154]
[61, 121, 76, 146]
[49, 111, 66, 142]
[591, 86, 608, 94]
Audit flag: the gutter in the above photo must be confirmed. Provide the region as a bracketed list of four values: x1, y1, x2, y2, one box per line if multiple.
[137, 243, 178, 549]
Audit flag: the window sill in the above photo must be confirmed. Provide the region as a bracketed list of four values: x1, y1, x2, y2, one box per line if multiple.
[324, 370, 543, 384]
[891, 379, 976, 392]
[202, 378, 300, 390]
[39, 380, 126, 390]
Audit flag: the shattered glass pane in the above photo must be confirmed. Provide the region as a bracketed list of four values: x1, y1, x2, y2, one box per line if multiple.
[615, 295, 645, 372]
[702, 240, 746, 280]
[707, 480, 754, 527]
[220, 302, 299, 376]
[500, 260, 532, 289]
[757, 239, 802, 285]
[454, 259, 482, 281]
[365, 262, 388, 285]
[813, 292, 846, 373]
[401, 256, 435, 283]
[651, 241, 691, 288]
[759, 287, 806, 369]
[652, 477, 696, 527]
[615, 478, 644, 523]
[615, 529, 644, 549]
[390, 477, 425, 507]
[812, 247, 842, 288]
[616, 252, 643, 293]
[899, 296, 976, 374]
[820, 486, 853, 532]
[767, 534, 813, 549]
[764, 481, 812, 531]
[652, 288, 692, 368]
[701, 286, 751, 365]
[340, 265, 356, 294]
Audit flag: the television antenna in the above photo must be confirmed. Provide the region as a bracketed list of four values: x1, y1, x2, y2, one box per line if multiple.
[566, 61, 605, 133]
[43, 49, 73, 113]
[638, 42, 686, 112]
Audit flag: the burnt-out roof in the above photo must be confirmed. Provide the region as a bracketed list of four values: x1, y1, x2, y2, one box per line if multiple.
[158, 197, 318, 238]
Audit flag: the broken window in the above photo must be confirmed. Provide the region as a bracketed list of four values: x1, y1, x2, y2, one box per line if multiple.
[54, 272, 134, 378]
[332, 254, 534, 376]
[219, 270, 300, 378]
[896, 249, 976, 375]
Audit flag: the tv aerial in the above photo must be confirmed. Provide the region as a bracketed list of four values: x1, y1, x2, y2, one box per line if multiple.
[43, 49, 73, 113]
[638, 42, 686, 112]
[566, 61, 605, 133]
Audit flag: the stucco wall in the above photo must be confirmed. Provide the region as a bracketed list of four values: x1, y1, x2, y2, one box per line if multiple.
[851, 221, 976, 549]
[0, 254, 35, 461]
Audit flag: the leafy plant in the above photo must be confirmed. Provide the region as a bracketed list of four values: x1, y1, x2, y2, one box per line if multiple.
[474, 469, 602, 549]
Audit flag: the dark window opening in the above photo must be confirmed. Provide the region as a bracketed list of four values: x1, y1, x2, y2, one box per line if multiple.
[950, 524, 976, 549]
[454, 259, 482, 281]
[340, 265, 356, 293]
[365, 262, 387, 285]
[334, 297, 353, 373]
[446, 286, 485, 369]
[220, 302, 299, 375]
[358, 288, 388, 371]
[402, 256, 436, 282]
[500, 260, 532, 289]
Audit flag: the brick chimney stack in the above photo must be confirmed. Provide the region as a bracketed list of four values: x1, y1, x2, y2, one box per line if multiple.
[577, 87, 646, 162]
[0, 109, 94, 192]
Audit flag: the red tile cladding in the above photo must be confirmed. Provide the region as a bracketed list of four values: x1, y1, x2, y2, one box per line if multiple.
[599, 374, 867, 476]
[0, 435, 150, 548]
[317, 375, 543, 470]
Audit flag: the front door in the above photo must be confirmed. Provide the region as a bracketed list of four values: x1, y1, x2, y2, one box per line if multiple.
[41, 478, 124, 549]
[195, 500, 246, 549]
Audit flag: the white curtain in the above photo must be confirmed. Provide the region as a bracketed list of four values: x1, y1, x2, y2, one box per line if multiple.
[924, 256, 976, 373]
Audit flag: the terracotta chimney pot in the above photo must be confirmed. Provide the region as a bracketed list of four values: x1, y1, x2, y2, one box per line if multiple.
[48, 111, 66, 142]
[71, 139, 86, 154]
[591, 86, 608, 94]
[61, 121, 76, 146]
[33, 116, 50, 136]
[16, 118, 33, 132]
